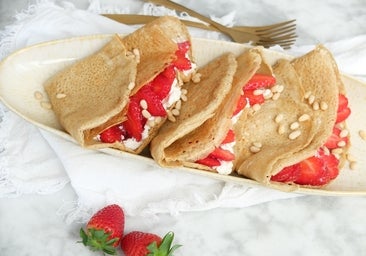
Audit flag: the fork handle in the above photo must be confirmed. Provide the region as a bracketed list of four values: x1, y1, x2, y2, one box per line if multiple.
[145, 0, 227, 31]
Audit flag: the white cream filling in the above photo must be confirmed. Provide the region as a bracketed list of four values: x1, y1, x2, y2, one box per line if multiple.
[211, 110, 244, 175]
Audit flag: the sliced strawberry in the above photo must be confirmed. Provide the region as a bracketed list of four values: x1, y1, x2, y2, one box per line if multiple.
[294, 156, 327, 186]
[244, 74, 276, 90]
[100, 125, 125, 143]
[233, 94, 247, 116]
[134, 86, 166, 117]
[324, 127, 349, 149]
[122, 99, 145, 141]
[244, 89, 264, 105]
[222, 130, 235, 144]
[177, 41, 191, 54]
[209, 147, 235, 161]
[173, 51, 191, 71]
[336, 94, 351, 123]
[271, 164, 301, 182]
[321, 150, 339, 181]
[196, 156, 221, 167]
[149, 67, 175, 100]
[336, 106, 351, 123]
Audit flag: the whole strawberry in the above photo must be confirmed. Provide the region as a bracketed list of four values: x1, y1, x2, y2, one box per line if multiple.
[79, 204, 125, 255]
[121, 231, 181, 256]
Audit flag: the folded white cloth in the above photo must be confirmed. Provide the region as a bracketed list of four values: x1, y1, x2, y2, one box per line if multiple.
[0, 0, 365, 220]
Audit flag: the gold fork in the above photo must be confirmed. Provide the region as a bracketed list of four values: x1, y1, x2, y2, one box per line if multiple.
[144, 0, 297, 48]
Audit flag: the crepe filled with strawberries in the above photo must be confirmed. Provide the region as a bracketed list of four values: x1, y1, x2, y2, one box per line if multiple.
[150, 48, 276, 174]
[234, 45, 351, 188]
[45, 16, 196, 154]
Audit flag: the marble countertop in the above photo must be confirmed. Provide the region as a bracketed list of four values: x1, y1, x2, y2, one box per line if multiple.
[1, 0, 366, 255]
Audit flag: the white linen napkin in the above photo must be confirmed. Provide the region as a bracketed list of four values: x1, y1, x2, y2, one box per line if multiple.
[0, 0, 365, 220]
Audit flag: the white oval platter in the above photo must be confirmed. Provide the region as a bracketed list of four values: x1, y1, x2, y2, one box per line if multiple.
[0, 34, 365, 195]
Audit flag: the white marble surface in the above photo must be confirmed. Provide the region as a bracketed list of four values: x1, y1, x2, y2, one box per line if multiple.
[1, 0, 366, 255]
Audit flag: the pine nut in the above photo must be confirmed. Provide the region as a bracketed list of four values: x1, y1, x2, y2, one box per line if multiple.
[331, 148, 343, 155]
[337, 141, 346, 147]
[128, 82, 135, 90]
[278, 124, 286, 135]
[347, 154, 356, 162]
[298, 114, 310, 122]
[40, 101, 52, 110]
[288, 130, 301, 140]
[312, 101, 319, 110]
[320, 101, 328, 110]
[359, 130, 366, 140]
[252, 104, 261, 112]
[250, 146, 261, 153]
[350, 161, 357, 170]
[171, 109, 180, 116]
[308, 95, 315, 104]
[175, 100, 182, 110]
[181, 94, 187, 102]
[304, 91, 312, 99]
[290, 121, 300, 130]
[56, 93, 66, 99]
[340, 129, 349, 138]
[34, 91, 43, 100]
[253, 89, 264, 96]
[275, 114, 284, 123]
[272, 92, 281, 101]
[252, 142, 262, 148]
[140, 99, 148, 110]
[142, 109, 151, 119]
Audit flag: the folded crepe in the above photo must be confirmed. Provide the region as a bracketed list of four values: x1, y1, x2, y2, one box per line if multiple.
[45, 16, 195, 154]
[234, 45, 350, 188]
[150, 48, 274, 174]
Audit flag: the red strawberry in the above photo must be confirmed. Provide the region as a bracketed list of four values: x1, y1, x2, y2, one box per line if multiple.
[209, 147, 235, 161]
[292, 155, 327, 186]
[336, 94, 351, 123]
[271, 149, 340, 186]
[79, 204, 125, 255]
[121, 231, 181, 256]
[100, 125, 125, 143]
[149, 66, 175, 100]
[324, 127, 348, 149]
[322, 151, 340, 181]
[244, 74, 276, 90]
[173, 51, 191, 71]
[244, 89, 265, 105]
[196, 156, 221, 167]
[271, 164, 301, 182]
[123, 98, 145, 141]
[177, 41, 191, 54]
[233, 94, 247, 116]
[134, 86, 166, 117]
[222, 129, 235, 144]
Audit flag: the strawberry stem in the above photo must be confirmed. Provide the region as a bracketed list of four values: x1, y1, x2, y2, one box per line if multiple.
[147, 231, 182, 256]
[79, 228, 118, 255]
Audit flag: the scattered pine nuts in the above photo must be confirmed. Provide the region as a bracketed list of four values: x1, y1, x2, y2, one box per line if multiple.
[142, 109, 151, 119]
[252, 142, 262, 148]
[253, 89, 264, 96]
[252, 104, 261, 112]
[278, 124, 286, 135]
[40, 101, 52, 110]
[288, 130, 301, 140]
[290, 121, 300, 130]
[359, 130, 366, 140]
[312, 101, 320, 110]
[249, 145, 261, 153]
[308, 95, 315, 105]
[349, 161, 357, 170]
[175, 100, 182, 110]
[128, 82, 135, 90]
[34, 91, 43, 100]
[304, 91, 312, 99]
[140, 99, 148, 110]
[56, 93, 66, 99]
[171, 109, 180, 116]
[271, 92, 281, 101]
[320, 101, 328, 110]
[192, 72, 202, 83]
[275, 113, 284, 123]
[339, 129, 349, 138]
[298, 114, 310, 122]
[337, 141, 346, 147]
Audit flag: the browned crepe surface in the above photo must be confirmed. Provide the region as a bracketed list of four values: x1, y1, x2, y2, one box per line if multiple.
[44, 35, 137, 147]
[234, 45, 341, 187]
[150, 49, 264, 171]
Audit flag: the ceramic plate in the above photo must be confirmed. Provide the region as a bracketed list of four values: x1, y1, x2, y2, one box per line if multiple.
[1, 34, 365, 195]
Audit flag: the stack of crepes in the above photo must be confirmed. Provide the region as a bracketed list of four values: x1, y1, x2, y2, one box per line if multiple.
[45, 16, 351, 190]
